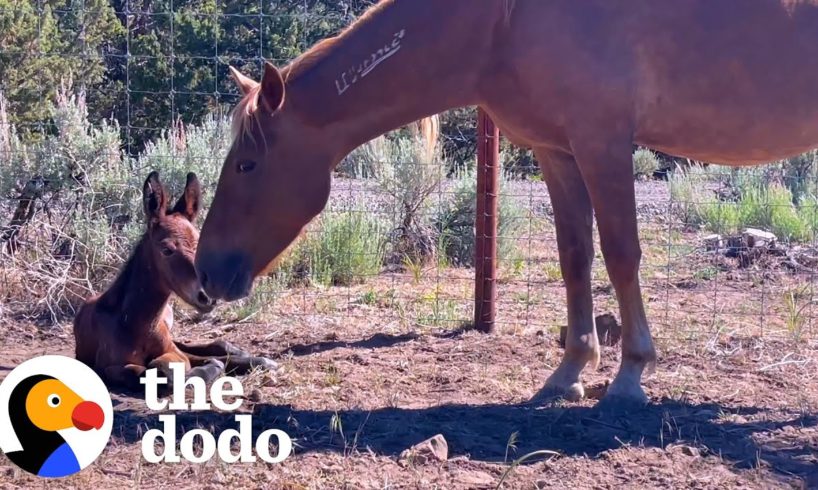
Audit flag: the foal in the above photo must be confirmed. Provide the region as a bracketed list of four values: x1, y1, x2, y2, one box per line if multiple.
[74, 171, 276, 390]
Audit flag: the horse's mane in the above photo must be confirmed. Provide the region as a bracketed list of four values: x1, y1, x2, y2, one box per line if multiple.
[231, 84, 262, 142]
[231, 0, 395, 142]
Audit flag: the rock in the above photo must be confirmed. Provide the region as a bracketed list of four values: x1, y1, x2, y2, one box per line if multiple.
[668, 444, 702, 457]
[595, 313, 621, 346]
[725, 235, 747, 256]
[681, 445, 701, 457]
[558, 314, 621, 348]
[457, 471, 495, 488]
[743, 228, 776, 248]
[399, 434, 448, 466]
[702, 233, 723, 251]
[585, 381, 610, 400]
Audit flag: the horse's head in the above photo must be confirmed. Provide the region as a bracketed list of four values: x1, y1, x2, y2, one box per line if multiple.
[195, 63, 332, 301]
[142, 171, 215, 313]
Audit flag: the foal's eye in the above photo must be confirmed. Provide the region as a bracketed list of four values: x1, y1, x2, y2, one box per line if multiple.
[236, 160, 256, 174]
[161, 247, 174, 257]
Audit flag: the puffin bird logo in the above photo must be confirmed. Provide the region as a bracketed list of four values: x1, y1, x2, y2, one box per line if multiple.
[0, 355, 113, 478]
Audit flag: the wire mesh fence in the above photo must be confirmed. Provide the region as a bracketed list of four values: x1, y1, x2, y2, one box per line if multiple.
[0, 1, 816, 487]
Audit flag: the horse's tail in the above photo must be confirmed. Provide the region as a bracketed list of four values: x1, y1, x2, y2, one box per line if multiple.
[411, 114, 440, 163]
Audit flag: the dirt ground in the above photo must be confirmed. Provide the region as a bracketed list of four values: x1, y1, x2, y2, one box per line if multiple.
[1, 180, 817, 489]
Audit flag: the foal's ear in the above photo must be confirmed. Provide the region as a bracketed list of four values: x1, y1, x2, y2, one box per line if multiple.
[142, 171, 167, 222]
[228, 65, 258, 96]
[258, 61, 286, 114]
[172, 172, 201, 221]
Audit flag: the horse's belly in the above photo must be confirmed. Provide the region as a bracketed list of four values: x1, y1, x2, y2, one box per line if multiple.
[635, 93, 818, 165]
[629, 1, 818, 164]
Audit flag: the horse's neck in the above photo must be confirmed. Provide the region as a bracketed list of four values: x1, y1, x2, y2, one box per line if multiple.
[284, 0, 502, 159]
[98, 238, 171, 333]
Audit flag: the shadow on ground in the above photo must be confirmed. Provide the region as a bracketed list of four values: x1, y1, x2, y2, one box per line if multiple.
[115, 397, 818, 486]
[278, 328, 469, 357]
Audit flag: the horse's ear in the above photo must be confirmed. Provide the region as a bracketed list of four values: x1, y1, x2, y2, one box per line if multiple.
[142, 171, 167, 223]
[172, 172, 201, 221]
[228, 65, 258, 96]
[258, 61, 285, 114]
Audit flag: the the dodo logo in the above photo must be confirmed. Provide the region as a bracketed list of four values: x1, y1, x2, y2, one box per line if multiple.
[0, 355, 113, 478]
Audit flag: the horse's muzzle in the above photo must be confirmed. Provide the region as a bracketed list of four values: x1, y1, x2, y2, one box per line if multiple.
[196, 251, 253, 302]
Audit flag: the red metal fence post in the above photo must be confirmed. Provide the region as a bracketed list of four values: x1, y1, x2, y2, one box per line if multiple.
[474, 107, 500, 333]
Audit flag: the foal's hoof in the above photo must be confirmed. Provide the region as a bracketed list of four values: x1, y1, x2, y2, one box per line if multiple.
[530, 382, 585, 404]
[187, 359, 226, 384]
[253, 357, 281, 372]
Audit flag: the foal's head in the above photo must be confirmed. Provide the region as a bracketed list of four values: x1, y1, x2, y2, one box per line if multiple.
[141, 171, 215, 313]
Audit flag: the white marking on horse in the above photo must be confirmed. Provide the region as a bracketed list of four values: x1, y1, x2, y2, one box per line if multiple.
[336, 30, 406, 95]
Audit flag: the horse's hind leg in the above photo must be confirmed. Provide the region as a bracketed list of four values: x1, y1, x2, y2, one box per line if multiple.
[532, 147, 599, 403]
[175, 339, 251, 357]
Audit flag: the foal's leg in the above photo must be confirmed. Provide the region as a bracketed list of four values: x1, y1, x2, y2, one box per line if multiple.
[572, 133, 656, 405]
[177, 340, 279, 375]
[185, 352, 279, 376]
[103, 364, 147, 391]
[186, 359, 226, 384]
[533, 147, 599, 402]
[174, 339, 251, 358]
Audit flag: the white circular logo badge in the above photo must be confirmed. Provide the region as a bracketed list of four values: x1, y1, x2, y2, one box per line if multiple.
[0, 355, 113, 478]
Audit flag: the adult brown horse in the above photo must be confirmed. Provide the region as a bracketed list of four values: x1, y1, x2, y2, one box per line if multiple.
[195, 0, 818, 406]
[75, 172, 276, 390]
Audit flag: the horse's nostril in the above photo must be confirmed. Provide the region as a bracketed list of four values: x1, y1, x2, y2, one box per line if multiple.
[197, 291, 209, 305]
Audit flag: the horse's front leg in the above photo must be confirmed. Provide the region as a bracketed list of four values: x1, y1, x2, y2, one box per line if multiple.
[572, 129, 656, 406]
[532, 147, 599, 402]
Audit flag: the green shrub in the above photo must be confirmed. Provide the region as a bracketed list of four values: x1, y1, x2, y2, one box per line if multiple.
[293, 211, 388, 287]
[340, 132, 444, 263]
[0, 85, 234, 319]
[670, 164, 818, 241]
[435, 169, 526, 266]
[633, 148, 659, 179]
[137, 114, 231, 213]
[781, 150, 818, 203]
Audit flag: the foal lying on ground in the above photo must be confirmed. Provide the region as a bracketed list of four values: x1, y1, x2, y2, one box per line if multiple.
[74, 171, 276, 390]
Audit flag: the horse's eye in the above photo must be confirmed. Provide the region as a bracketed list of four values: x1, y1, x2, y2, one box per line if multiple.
[161, 247, 174, 257]
[237, 160, 256, 174]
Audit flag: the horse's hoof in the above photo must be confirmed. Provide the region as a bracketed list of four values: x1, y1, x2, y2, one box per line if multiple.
[530, 382, 585, 405]
[596, 381, 649, 413]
